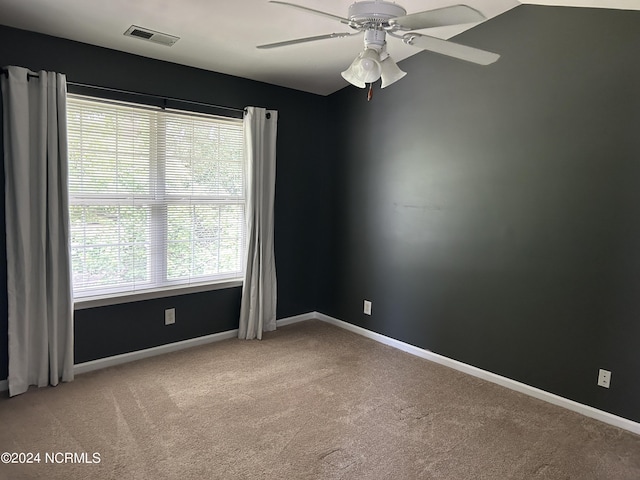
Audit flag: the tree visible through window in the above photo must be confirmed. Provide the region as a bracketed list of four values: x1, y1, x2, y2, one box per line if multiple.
[67, 95, 245, 299]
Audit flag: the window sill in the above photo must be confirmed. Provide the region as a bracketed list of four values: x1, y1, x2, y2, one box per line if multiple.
[73, 279, 243, 310]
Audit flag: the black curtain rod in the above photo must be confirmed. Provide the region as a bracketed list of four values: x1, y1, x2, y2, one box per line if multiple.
[1, 69, 246, 115]
[0, 69, 39, 80]
[67, 81, 246, 114]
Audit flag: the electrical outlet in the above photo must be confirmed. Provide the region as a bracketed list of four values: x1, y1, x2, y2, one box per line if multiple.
[597, 369, 611, 388]
[165, 308, 176, 325]
[363, 300, 372, 315]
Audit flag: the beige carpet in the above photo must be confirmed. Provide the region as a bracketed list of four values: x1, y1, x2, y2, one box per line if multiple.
[0, 319, 639, 479]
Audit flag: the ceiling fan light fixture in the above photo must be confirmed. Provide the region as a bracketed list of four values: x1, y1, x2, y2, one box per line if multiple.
[341, 58, 366, 88]
[380, 55, 407, 88]
[341, 48, 382, 87]
[358, 48, 382, 82]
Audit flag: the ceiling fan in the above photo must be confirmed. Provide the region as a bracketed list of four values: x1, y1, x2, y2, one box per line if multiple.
[257, 1, 500, 97]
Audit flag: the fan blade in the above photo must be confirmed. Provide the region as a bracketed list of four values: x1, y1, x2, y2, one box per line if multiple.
[404, 34, 499, 65]
[257, 32, 358, 49]
[268, 1, 350, 24]
[390, 5, 485, 31]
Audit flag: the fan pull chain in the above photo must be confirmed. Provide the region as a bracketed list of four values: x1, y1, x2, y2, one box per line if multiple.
[367, 83, 373, 101]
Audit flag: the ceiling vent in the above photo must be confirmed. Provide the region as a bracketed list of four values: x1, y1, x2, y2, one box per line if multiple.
[124, 25, 179, 47]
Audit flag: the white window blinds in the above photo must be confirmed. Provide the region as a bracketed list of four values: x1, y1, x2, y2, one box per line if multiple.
[67, 95, 245, 299]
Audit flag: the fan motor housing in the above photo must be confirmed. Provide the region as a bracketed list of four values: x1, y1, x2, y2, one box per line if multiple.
[348, 1, 407, 25]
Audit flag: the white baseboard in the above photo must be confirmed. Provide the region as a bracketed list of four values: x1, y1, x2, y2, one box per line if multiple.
[276, 311, 317, 327]
[74, 329, 239, 375]
[72, 315, 311, 376]
[312, 312, 640, 436]
[1, 330, 240, 392]
[60, 313, 321, 377]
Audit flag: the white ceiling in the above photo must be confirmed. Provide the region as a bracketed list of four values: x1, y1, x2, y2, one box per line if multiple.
[0, 0, 637, 95]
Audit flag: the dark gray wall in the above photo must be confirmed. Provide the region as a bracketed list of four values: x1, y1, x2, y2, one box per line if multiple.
[324, 5, 640, 423]
[0, 25, 330, 372]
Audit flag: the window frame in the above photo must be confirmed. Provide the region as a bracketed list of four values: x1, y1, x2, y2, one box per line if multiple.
[67, 93, 247, 308]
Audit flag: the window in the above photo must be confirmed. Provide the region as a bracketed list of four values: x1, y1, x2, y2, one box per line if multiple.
[67, 95, 245, 300]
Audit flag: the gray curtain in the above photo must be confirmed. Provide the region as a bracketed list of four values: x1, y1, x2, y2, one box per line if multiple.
[238, 106, 278, 340]
[1, 65, 74, 396]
